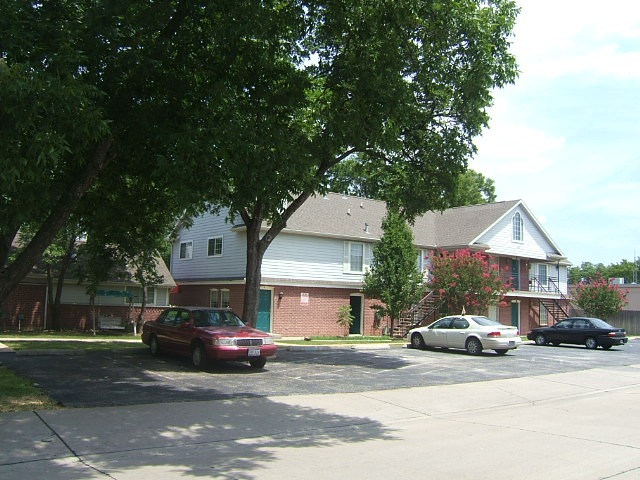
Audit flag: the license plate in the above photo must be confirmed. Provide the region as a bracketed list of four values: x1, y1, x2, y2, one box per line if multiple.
[248, 348, 261, 357]
[508, 341, 515, 346]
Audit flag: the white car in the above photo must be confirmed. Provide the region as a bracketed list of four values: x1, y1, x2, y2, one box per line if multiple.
[408, 315, 522, 355]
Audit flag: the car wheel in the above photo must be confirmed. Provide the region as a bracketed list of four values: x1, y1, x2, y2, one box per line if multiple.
[602, 345, 612, 350]
[191, 343, 209, 369]
[585, 337, 598, 350]
[149, 335, 160, 356]
[411, 333, 426, 350]
[249, 357, 267, 369]
[494, 349, 508, 355]
[466, 338, 483, 355]
[534, 334, 547, 346]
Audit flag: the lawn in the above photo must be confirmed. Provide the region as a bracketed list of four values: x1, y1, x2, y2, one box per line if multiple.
[0, 366, 62, 413]
[2, 340, 144, 351]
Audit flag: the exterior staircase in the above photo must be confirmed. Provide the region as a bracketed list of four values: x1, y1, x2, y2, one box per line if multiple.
[394, 290, 443, 338]
[530, 278, 579, 323]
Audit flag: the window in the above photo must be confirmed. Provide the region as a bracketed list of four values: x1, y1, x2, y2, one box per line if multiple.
[220, 289, 230, 308]
[512, 212, 523, 242]
[537, 264, 548, 286]
[179, 241, 193, 260]
[207, 236, 223, 257]
[540, 304, 548, 326]
[343, 241, 364, 273]
[129, 287, 156, 305]
[417, 249, 430, 277]
[210, 289, 230, 308]
[210, 289, 219, 308]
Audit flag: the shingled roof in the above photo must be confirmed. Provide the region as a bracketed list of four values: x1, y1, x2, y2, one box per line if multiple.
[283, 193, 522, 249]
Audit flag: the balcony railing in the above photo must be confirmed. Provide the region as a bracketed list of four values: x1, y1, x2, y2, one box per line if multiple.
[502, 274, 566, 295]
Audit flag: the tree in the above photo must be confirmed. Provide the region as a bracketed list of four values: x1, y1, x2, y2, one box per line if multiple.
[326, 160, 497, 208]
[449, 170, 497, 207]
[1, 1, 520, 329]
[363, 211, 425, 335]
[573, 274, 628, 320]
[429, 249, 513, 315]
[208, 0, 519, 325]
[0, 0, 248, 303]
[569, 259, 640, 285]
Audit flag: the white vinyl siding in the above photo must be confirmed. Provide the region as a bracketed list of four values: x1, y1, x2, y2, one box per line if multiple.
[171, 209, 246, 281]
[478, 207, 556, 260]
[260, 234, 373, 283]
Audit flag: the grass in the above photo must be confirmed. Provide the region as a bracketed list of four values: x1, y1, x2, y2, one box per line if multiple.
[277, 335, 407, 345]
[0, 366, 62, 413]
[2, 340, 144, 351]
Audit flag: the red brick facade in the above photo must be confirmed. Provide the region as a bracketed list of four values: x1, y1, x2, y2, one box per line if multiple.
[1, 283, 166, 332]
[171, 284, 384, 337]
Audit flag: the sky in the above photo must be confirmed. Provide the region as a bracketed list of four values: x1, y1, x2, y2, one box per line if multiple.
[469, 0, 640, 267]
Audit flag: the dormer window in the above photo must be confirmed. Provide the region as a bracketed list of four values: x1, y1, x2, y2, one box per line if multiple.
[512, 212, 523, 242]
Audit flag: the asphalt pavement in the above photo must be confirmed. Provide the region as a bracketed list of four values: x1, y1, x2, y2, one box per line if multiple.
[1, 341, 640, 479]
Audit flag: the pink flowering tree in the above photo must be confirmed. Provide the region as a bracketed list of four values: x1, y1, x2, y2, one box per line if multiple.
[428, 249, 513, 315]
[573, 274, 628, 320]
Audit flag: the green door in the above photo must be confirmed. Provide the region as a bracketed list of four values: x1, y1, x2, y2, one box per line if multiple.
[349, 295, 362, 335]
[511, 301, 520, 328]
[257, 289, 272, 332]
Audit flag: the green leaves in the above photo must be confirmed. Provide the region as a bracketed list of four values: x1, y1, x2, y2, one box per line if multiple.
[574, 274, 628, 320]
[363, 210, 424, 323]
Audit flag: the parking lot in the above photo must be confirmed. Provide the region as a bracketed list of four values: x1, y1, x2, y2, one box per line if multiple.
[2, 339, 639, 408]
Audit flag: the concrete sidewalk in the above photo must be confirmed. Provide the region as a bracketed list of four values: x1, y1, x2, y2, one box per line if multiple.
[1, 365, 639, 480]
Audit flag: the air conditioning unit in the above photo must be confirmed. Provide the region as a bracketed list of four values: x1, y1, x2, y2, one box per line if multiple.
[609, 278, 625, 285]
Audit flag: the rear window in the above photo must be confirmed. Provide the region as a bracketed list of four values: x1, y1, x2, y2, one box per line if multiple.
[471, 316, 502, 326]
[588, 318, 614, 329]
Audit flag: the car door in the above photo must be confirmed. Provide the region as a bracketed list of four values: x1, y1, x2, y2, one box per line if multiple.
[424, 317, 453, 347]
[548, 319, 573, 344]
[571, 318, 591, 345]
[153, 309, 180, 352]
[171, 310, 196, 355]
[446, 317, 470, 349]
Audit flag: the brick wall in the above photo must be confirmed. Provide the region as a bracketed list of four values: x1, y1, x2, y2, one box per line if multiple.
[172, 283, 385, 337]
[1, 284, 46, 331]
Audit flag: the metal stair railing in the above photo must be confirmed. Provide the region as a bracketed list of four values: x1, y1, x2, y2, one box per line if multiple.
[395, 290, 443, 338]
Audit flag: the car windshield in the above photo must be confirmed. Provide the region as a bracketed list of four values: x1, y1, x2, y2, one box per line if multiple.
[471, 316, 502, 326]
[193, 310, 245, 327]
[588, 318, 614, 329]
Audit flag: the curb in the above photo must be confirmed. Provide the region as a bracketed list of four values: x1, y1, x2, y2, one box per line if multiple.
[276, 343, 406, 351]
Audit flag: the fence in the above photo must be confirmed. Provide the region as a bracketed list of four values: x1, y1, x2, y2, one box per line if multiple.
[608, 311, 640, 336]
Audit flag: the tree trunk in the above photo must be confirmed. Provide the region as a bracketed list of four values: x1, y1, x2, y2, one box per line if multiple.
[0, 137, 114, 305]
[242, 217, 267, 327]
[51, 234, 77, 330]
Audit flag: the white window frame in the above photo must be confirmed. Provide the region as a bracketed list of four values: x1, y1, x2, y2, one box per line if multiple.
[537, 263, 548, 287]
[207, 236, 223, 257]
[540, 303, 549, 326]
[210, 288, 219, 308]
[512, 212, 524, 243]
[179, 240, 193, 260]
[344, 242, 364, 273]
[344, 241, 371, 274]
[220, 289, 230, 308]
[128, 286, 156, 306]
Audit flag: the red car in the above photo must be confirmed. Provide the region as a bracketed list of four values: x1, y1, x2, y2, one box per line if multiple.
[141, 307, 277, 369]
